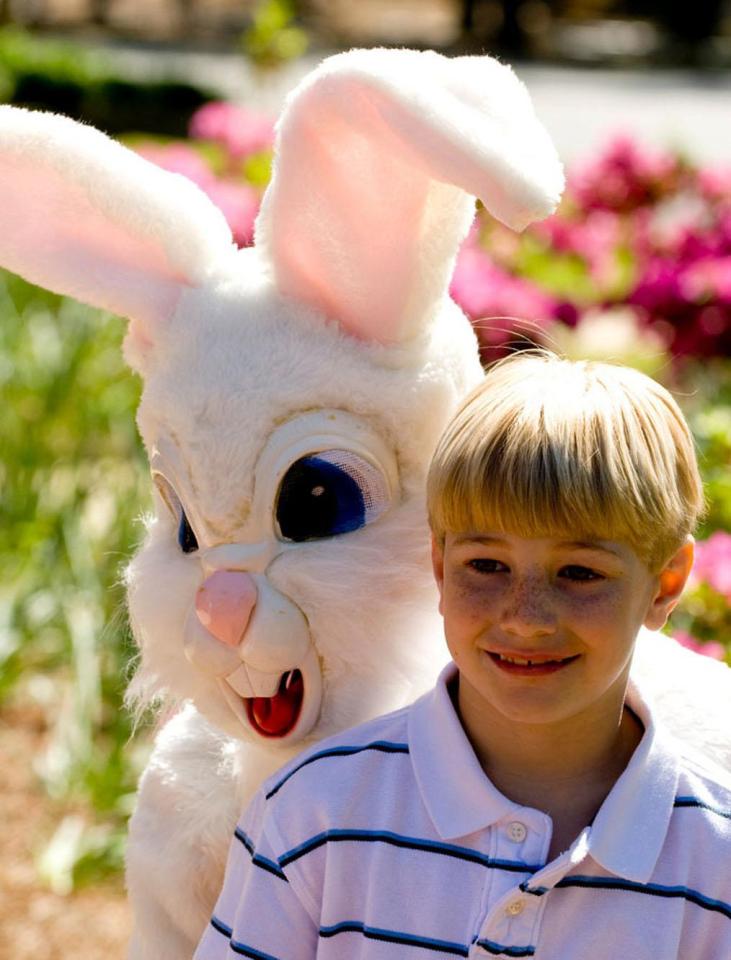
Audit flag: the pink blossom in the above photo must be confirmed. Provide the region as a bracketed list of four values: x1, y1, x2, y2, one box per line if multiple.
[203, 180, 260, 247]
[681, 257, 731, 305]
[698, 165, 731, 201]
[673, 631, 726, 661]
[189, 102, 275, 160]
[134, 143, 214, 190]
[567, 135, 682, 214]
[693, 531, 731, 600]
[450, 246, 557, 348]
[134, 141, 260, 247]
[532, 209, 622, 283]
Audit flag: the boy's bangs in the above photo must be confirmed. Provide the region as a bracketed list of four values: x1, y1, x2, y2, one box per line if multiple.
[432, 434, 647, 552]
[427, 354, 705, 570]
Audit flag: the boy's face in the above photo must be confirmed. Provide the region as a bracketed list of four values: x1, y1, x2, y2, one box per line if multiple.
[431, 528, 692, 729]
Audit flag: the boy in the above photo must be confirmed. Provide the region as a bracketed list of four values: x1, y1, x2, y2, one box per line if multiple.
[194, 353, 731, 959]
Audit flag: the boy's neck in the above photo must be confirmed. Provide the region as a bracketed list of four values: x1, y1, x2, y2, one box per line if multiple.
[453, 672, 644, 839]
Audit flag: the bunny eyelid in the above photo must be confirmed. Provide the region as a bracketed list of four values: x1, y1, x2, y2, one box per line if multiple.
[152, 472, 182, 520]
[251, 409, 399, 541]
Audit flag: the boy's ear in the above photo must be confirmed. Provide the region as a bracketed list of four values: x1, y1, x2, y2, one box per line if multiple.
[644, 539, 695, 631]
[431, 534, 445, 616]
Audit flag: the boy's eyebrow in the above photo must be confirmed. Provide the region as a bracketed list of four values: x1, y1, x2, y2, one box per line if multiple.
[556, 540, 623, 558]
[453, 534, 623, 558]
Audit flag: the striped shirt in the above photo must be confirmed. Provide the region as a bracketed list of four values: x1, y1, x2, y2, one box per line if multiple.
[194, 664, 731, 959]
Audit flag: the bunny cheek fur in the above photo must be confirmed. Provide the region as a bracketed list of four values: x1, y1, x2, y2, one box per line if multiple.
[124, 268, 484, 745]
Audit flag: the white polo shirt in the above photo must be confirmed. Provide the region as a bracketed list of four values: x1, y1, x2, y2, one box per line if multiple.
[194, 664, 731, 959]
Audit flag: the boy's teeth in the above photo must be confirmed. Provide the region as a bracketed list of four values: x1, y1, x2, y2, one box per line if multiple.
[497, 654, 561, 665]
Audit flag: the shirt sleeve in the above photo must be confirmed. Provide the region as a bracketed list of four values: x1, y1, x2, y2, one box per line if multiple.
[194, 789, 319, 960]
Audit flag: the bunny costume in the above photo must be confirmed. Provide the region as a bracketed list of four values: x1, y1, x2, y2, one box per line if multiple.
[0, 48, 728, 960]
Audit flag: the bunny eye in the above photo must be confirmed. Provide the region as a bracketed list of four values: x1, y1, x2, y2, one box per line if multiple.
[276, 450, 389, 542]
[154, 474, 199, 554]
[177, 511, 199, 554]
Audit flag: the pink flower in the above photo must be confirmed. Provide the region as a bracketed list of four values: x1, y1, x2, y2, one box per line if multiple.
[673, 631, 726, 661]
[202, 180, 260, 247]
[134, 141, 260, 247]
[189, 102, 275, 160]
[681, 257, 731, 305]
[450, 246, 557, 348]
[693, 531, 731, 600]
[134, 143, 214, 190]
[698, 165, 731, 201]
[568, 136, 682, 214]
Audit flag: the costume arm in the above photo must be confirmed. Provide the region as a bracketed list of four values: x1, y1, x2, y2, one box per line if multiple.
[194, 790, 319, 960]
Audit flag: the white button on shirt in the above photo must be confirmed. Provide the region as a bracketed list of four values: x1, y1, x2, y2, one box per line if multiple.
[507, 821, 527, 843]
[195, 664, 731, 960]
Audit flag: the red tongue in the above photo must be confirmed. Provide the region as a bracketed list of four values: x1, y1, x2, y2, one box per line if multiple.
[247, 671, 304, 738]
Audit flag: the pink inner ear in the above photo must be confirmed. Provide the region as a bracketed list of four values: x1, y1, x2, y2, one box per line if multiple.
[273, 107, 427, 342]
[0, 154, 185, 329]
[266, 109, 418, 343]
[259, 84, 474, 347]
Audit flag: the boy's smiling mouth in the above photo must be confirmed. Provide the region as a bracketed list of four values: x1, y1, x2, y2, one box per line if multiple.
[487, 651, 581, 675]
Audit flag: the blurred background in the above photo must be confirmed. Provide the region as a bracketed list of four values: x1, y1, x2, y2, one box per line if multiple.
[1, 2, 730, 956]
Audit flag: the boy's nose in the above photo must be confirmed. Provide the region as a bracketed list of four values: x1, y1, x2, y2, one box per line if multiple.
[195, 570, 257, 648]
[498, 583, 557, 638]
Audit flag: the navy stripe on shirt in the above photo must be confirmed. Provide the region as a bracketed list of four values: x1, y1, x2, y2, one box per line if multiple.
[674, 796, 731, 821]
[555, 876, 731, 920]
[280, 828, 543, 874]
[473, 938, 536, 958]
[319, 920, 469, 956]
[265, 741, 410, 799]
[210, 916, 282, 960]
[234, 826, 288, 882]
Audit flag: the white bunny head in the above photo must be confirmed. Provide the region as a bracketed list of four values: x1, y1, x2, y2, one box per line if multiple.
[0, 49, 563, 747]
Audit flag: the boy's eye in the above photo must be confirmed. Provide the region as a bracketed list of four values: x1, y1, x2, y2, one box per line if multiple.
[178, 510, 199, 554]
[468, 558, 508, 574]
[276, 450, 389, 542]
[559, 564, 602, 582]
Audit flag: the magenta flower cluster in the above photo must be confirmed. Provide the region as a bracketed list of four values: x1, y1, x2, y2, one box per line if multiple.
[693, 530, 731, 602]
[451, 136, 731, 360]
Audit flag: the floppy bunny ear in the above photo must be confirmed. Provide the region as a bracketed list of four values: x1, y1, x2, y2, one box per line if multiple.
[255, 48, 564, 346]
[0, 106, 235, 359]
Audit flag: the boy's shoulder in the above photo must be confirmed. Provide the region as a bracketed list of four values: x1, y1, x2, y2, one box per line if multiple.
[260, 700, 414, 805]
[673, 745, 731, 838]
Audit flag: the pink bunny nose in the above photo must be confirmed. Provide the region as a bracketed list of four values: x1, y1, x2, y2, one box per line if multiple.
[195, 570, 257, 648]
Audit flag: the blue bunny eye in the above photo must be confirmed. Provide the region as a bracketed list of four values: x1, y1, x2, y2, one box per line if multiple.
[276, 450, 389, 542]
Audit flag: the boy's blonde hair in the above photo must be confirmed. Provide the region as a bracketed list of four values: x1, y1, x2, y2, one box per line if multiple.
[427, 352, 705, 571]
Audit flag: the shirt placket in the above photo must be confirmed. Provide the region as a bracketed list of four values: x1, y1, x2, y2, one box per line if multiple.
[470, 809, 567, 958]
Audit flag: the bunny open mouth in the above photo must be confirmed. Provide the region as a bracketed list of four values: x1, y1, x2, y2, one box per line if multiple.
[245, 669, 304, 738]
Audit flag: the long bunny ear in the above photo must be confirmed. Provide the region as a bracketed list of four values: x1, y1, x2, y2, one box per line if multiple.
[0, 106, 235, 354]
[255, 48, 564, 345]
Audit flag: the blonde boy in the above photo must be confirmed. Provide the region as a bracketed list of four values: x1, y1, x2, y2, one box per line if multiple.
[195, 353, 731, 960]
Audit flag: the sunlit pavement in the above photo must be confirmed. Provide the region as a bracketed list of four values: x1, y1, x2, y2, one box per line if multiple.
[84, 42, 731, 165]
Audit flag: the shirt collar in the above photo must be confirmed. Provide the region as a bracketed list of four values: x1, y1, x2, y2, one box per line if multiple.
[409, 664, 680, 882]
[586, 678, 680, 883]
[409, 662, 526, 840]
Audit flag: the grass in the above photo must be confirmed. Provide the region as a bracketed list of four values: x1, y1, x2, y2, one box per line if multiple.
[0, 268, 150, 887]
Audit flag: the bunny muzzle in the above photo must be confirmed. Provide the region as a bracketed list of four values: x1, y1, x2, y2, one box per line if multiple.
[184, 566, 322, 742]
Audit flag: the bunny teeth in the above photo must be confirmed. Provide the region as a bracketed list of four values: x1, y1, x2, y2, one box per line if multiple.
[225, 663, 282, 699]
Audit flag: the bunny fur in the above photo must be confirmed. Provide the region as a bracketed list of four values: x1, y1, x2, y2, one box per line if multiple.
[0, 48, 728, 960]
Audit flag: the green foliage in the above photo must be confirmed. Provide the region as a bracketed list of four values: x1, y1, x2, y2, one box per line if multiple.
[241, 0, 309, 68]
[0, 268, 151, 888]
[0, 26, 213, 136]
